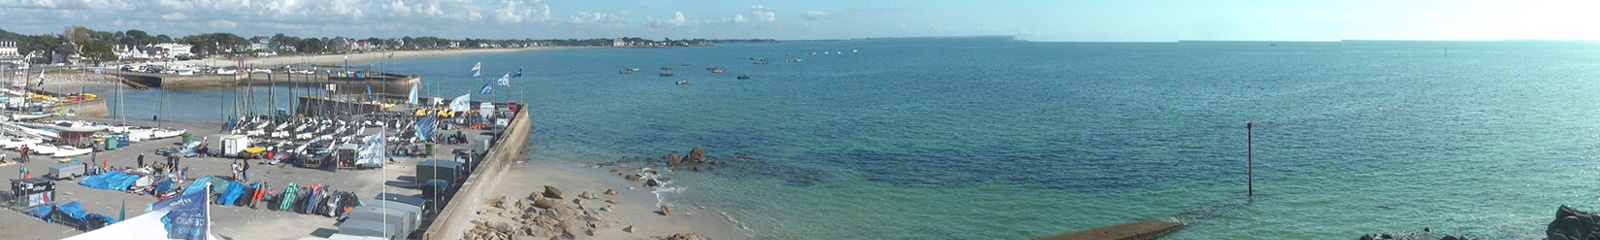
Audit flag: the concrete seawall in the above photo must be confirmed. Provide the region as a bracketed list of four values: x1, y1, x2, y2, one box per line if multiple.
[110, 71, 417, 93]
[53, 98, 111, 118]
[422, 104, 531, 240]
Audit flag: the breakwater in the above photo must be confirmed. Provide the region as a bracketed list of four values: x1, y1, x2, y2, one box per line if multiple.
[422, 103, 531, 240]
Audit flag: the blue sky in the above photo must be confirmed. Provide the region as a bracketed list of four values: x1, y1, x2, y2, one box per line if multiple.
[1, 0, 1595, 41]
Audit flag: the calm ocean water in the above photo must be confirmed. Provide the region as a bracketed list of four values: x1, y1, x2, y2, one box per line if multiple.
[106, 38, 1600, 239]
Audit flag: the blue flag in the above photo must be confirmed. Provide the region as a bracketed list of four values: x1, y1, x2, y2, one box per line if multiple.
[479, 81, 493, 95]
[365, 83, 373, 101]
[512, 68, 523, 78]
[415, 114, 438, 138]
[153, 187, 209, 240]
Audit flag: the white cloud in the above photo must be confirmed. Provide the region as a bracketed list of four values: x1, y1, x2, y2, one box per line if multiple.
[383, 0, 412, 17]
[749, 5, 775, 22]
[209, 19, 237, 29]
[570, 11, 623, 24]
[803, 10, 827, 20]
[649, 11, 687, 28]
[728, 14, 746, 23]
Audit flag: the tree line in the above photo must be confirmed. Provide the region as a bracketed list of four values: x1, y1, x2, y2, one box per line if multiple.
[1, 26, 778, 65]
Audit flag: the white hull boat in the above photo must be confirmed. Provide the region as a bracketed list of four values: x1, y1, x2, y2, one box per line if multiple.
[26, 143, 57, 155]
[52, 146, 90, 157]
[151, 128, 186, 139]
[12, 113, 50, 121]
[5, 139, 41, 150]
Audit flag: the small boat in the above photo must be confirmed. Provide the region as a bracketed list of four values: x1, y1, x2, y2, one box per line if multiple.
[676, 80, 690, 85]
[26, 143, 57, 155]
[53, 146, 90, 157]
[12, 113, 50, 121]
[620, 70, 632, 74]
[628, 68, 641, 71]
[785, 59, 803, 63]
[737, 75, 750, 80]
[661, 67, 673, 71]
[711, 69, 724, 73]
[151, 128, 186, 139]
[5, 138, 41, 150]
[659, 72, 674, 77]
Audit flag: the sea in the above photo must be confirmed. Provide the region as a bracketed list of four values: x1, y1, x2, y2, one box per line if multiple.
[97, 37, 1600, 239]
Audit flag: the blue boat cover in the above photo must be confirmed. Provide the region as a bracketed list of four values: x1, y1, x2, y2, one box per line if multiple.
[28, 205, 53, 220]
[183, 176, 214, 196]
[221, 181, 245, 205]
[109, 174, 140, 191]
[78, 172, 118, 189]
[57, 201, 87, 220]
[154, 179, 174, 193]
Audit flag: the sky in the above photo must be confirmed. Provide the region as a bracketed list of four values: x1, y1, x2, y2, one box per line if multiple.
[0, 0, 1597, 42]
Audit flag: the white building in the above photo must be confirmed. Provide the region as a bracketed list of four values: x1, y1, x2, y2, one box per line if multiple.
[0, 39, 19, 59]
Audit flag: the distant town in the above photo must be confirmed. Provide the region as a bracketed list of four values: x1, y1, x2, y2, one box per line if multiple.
[0, 25, 777, 67]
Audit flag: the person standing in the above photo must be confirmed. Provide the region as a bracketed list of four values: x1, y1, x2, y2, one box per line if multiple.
[241, 160, 250, 181]
[137, 153, 145, 168]
[231, 160, 241, 180]
[19, 145, 27, 163]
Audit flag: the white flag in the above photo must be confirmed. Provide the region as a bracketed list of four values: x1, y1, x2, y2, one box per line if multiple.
[497, 72, 510, 86]
[406, 83, 419, 105]
[449, 93, 471, 111]
[470, 62, 481, 72]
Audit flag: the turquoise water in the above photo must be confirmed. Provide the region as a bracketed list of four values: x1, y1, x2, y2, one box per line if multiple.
[116, 38, 1600, 239]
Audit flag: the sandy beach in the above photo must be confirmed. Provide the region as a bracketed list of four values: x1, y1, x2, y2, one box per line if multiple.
[173, 48, 546, 68]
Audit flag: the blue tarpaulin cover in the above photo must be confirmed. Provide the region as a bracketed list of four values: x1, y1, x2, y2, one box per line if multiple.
[220, 181, 245, 205]
[79, 172, 134, 190]
[182, 177, 213, 196]
[57, 201, 87, 221]
[28, 205, 53, 220]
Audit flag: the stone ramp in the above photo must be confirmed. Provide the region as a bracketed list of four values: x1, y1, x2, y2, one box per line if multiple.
[1034, 219, 1183, 240]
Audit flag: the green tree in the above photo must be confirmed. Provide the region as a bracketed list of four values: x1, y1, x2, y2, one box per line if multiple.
[81, 41, 116, 65]
[300, 38, 325, 54]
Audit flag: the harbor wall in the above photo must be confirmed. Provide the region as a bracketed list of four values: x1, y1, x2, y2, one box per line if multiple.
[423, 104, 530, 240]
[111, 71, 416, 92]
[52, 98, 110, 118]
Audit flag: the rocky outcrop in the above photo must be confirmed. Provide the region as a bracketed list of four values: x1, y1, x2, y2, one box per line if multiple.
[467, 187, 623, 240]
[605, 189, 618, 195]
[1549, 205, 1600, 240]
[667, 153, 683, 166]
[661, 233, 711, 240]
[685, 147, 706, 163]
[543, 185, 566, 199]
[579, 191, 599, 199]
[660, 205, 672, 216]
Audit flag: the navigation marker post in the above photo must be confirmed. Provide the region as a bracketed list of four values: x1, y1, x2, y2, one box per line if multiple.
[1247, 121, 1253, 200]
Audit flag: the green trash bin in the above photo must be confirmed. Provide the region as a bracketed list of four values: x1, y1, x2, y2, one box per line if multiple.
[182, 133, 191, 143]
[425, 143, 435, 156]
[106, 138, 117, 150]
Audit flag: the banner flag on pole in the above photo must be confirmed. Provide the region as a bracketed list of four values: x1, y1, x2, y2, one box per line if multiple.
[450, 93, 471, 112]
[406, 83, 419, 105]
[512, 68, 523, 78]
[497, 72, 511, 86]
[479, 81, 493, 95]
[357, 131, 385, 166]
